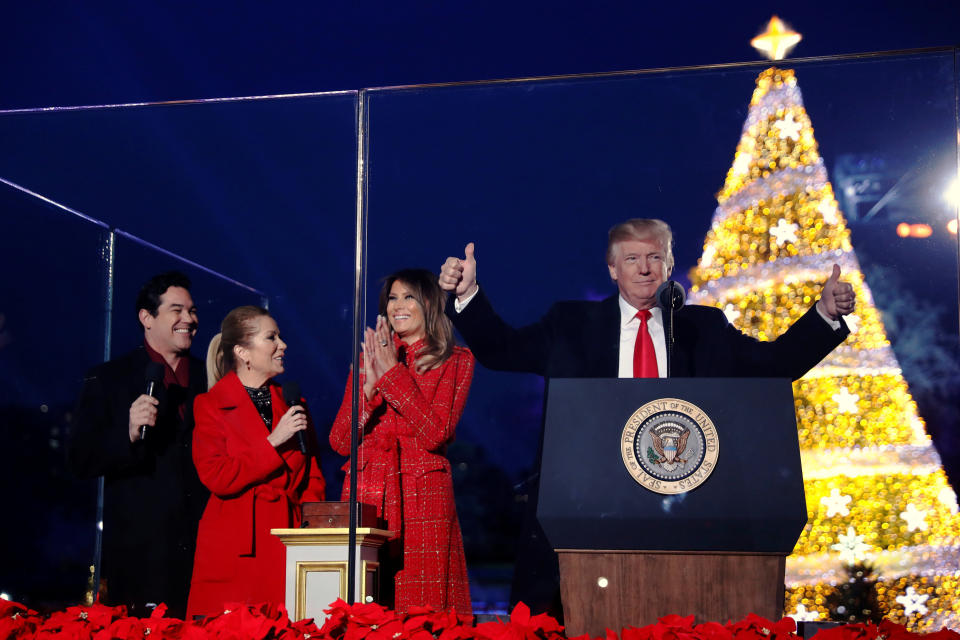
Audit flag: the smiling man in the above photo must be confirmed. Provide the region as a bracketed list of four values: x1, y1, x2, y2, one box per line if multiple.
[438, 217, 856, 616]
[70, 271, 209, 618]
[440, 218, 855, 379]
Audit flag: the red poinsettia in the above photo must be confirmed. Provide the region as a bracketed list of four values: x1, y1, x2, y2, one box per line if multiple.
[198, 602, 295, 640]
[692, 621, 734, 640]
[921, 628, 960, 640]
[473, 602, 565, 640]
[92, 616, 145, 640]
[808, 624, 880, 640]
[726, 614, 797, 640]
[279, 616, 320, 640]
[0, 598, 40, 640]
[6, 597, 960, 640]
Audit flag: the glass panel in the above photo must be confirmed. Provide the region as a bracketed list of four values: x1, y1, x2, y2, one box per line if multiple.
[0, 91, 359, 611]
[0, 92, 360, 500]
[364, 50, 959, 618]
[110, 232, 267, 360]
[0, 183, 109, 609]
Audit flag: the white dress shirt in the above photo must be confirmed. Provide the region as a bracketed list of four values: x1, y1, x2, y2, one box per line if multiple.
[617, 295, 666, 378]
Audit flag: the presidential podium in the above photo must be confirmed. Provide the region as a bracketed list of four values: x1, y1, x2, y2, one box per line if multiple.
[537, 378, 807, 636]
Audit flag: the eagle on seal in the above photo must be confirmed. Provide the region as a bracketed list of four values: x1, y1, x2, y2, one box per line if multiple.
[652, 426, 690, 466]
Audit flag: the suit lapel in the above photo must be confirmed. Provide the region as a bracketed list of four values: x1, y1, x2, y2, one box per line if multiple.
[598, 295, 620, 377]
[670, 309, 694, 377]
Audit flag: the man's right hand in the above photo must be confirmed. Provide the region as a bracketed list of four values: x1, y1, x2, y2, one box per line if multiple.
[128, 394, 159, 442]
[439, 242, 478, 301]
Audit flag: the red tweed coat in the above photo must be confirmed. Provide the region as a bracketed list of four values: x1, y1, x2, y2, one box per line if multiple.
[187, 371, 326, 618]
[330, 338, 473, 619]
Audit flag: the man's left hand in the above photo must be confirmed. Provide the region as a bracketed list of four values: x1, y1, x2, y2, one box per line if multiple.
[817, 263, 856, 321]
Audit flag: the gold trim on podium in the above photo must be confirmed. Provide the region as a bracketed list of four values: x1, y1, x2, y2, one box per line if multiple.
[296, 561, 346, 620]
[361, 560, 380, 604]
[272, 527, 393, 547]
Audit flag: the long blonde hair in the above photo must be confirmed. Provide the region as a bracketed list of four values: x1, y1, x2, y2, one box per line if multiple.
[379, 268, 454, 373]
[205, 305, 272, 389]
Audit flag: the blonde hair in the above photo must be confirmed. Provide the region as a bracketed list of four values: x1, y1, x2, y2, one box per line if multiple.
[606, 218, 675, 273]
[205, 305, 272, 387]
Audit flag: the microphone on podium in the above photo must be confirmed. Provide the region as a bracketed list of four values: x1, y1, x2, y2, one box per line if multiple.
[656, 280, 686, 311]
[655, 281, 686, 377]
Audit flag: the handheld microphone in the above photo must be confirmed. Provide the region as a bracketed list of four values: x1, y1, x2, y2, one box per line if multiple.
[281, 380, 309, 455]
[141, 362, 165, 440]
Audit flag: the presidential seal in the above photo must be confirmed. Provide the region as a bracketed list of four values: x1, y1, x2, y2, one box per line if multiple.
[620, 398, 719, 495]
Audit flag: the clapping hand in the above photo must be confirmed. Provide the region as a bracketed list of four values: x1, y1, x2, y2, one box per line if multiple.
[361, 316, 398, 399]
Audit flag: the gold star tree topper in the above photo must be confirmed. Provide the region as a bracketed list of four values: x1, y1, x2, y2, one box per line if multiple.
[751, 16, 802, 60]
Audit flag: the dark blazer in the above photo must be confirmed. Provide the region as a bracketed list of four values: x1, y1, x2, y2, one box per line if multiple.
[70, 346, 209, 618]
[446, 287, 849, 616]
[446, 288, 849, 380]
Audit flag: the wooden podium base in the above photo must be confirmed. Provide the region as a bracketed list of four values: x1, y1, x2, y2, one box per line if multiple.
[557, 550, 786, 637]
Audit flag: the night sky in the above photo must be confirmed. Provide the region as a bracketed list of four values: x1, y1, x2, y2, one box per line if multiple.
[1, 1, 958, 110]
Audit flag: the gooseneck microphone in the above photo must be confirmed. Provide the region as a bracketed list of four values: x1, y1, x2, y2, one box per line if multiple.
[141, 361, 165, 440]
[655, 280, 686, 378]
[281, 380, 309, 455]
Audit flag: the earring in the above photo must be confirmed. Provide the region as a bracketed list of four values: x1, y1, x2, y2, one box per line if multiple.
[245, 360, 251, 370]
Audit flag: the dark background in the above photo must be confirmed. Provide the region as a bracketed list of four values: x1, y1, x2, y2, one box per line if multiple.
[0, 0, 958, 615]
[1, 1, 959, 109]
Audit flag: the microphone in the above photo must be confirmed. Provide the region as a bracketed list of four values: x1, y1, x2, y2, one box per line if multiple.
[655, 281, 686, 378]
[141, 362, 165, 440]
[656, 280, 686, 310]
[281, 380, 308, 455]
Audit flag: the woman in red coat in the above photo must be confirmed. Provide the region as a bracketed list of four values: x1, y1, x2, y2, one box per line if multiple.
[187, 306, 326, 618]
[330, 268, 473, 620]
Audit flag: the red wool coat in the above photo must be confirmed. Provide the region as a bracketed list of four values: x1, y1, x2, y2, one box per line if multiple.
[187, 371, 326, 618]
[330, 338, 474, 619]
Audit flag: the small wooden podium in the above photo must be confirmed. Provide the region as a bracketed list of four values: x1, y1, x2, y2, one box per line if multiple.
[272, 502, 391, 623]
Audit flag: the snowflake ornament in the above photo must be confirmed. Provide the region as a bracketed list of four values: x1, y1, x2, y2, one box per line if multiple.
[775, 113, 803, 140]
[723, 303, 741, 323]
[843, 313, 861, 334]
[832, 387, 860, 414]
[817, 199, 840, 225]
[732, 152, 753, 176]
[895, 586, 929, 617]
[938, 487, 959, 514]
[701, 244, 717, 268]
[831, 526, 871, 564]
[788, 604, 821, 622]
[821, 488, 851, 518]
[900, 503, 928, 532]
[770, 218, 799, 246]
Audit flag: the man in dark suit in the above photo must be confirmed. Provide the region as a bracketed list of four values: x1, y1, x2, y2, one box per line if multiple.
[438, 218, 855, 613]
[70, 271, 209, 618]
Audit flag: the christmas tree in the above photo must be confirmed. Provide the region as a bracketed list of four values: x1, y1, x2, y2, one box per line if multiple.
[687, 64, 960, 630]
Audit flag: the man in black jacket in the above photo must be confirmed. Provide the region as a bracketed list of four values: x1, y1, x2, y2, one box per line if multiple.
[438, 218, 855, 614]
[70, 271, 209, 618]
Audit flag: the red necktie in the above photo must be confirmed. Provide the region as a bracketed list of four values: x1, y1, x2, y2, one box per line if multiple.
[633, 309, 658, 378]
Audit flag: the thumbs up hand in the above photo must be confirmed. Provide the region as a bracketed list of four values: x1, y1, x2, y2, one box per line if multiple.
[439, 242, 479, 301]
[817, 263, 856, 321]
